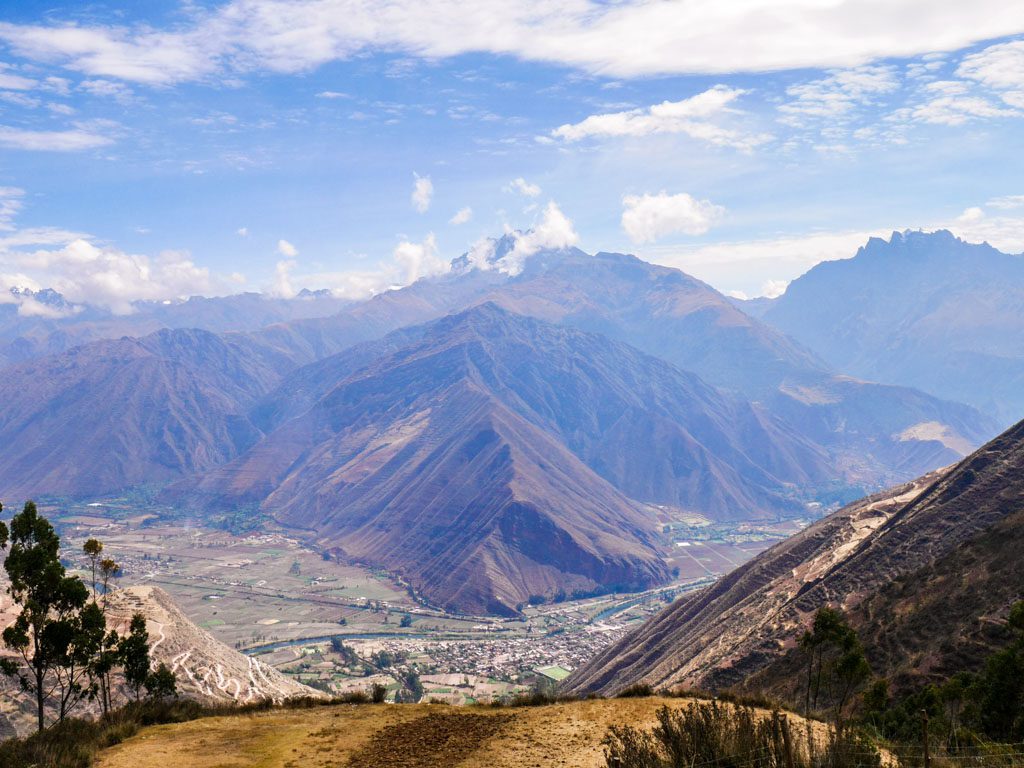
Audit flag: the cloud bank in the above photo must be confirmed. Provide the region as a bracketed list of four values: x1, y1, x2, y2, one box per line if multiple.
[0, 2, 1020, 84]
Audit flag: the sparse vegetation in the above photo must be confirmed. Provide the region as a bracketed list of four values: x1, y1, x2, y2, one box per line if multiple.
[800, 607, 872, 734]
[861, 601, 1024, 750]
[616, 683, 655, 698]
[0, 502, 177, 732]
[604, 700, 880, 768]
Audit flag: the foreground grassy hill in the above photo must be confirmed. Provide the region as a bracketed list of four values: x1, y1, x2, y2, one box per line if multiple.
[94, 697, 827, 768]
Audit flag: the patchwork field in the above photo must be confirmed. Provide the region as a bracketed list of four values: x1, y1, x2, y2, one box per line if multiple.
[25, 495, 821, 705]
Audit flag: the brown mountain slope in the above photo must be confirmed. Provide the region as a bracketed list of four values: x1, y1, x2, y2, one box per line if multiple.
[176, 304, 845, 614]
[564, 417, 1024, 698]
[246, 304, 833, 518]
[182, 303, 840, 612]
[0, 328, 282, 500]
[244, 240, 996, 487]
[186, 378, 670, 615]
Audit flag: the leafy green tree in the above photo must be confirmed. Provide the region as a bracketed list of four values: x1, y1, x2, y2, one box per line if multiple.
[99, 557, 120, 610]
[120, 613, 151, 701]
[145, 663, 178, 701]
[972, 602, 1024, 741]
[800, 606, 872, 733]
[399, 613, 413, 628]
[397, 669, 423, 703]
[1, 501, 92, 732]
[54, 599, 107, 721]
[94, 627, 122, 715]
[83, 538, 103, 601]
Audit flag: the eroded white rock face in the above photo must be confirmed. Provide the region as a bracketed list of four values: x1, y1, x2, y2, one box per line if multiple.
[105, 585, 321, 704]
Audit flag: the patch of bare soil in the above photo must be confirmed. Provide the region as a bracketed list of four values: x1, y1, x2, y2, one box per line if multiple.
[342, 711, 516, 768]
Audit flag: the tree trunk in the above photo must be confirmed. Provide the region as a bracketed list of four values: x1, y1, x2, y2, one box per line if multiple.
[35, 667, 45, 732]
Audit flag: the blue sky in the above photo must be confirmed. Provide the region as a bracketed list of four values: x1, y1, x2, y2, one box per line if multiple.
[1, 1, 1023, 312]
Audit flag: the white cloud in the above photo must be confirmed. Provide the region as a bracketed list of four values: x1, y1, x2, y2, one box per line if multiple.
[449, 206, 472, 225]
[0, 186, 25, 231]
[0, 21, 218, 85]
[270, 257, 297, 298]
[42, 76, 71, 96]
[0, 124, 114, 151]
[621, 191, 725, 244]
[237, 226, 249, 236]
[462, 237, 496, 271]
[0, 3, 1021, 83]
[760, 279, 789, 299]
[505, 177, 541, 197]
[987, 194, 1024, 210]
[0, 91, 40, 108]
[947, 205, 1024, 253]
[277, 238, 298, 257]
[13, 293, 78, 319]
[0, 70, 36, 90]
[393, 233, 447, 283]
[497, 201, 579, 275]
[288, 233, 450, 299]
[779, 65, 900, 122]
[550, 86, 769, 150]
[2, 238, 214, 314]
[411, 173, 433, 213]
[642, 228, 884, 298]
[79, 78, 134, 101]
[893, 41, 1024, 127]
[909, 94, 1018, 125]
[957, 40, 1024, 92]
[315, 90, 351, 99]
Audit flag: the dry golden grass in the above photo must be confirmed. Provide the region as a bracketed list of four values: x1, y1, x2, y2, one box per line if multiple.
[96, 697, 832, 768]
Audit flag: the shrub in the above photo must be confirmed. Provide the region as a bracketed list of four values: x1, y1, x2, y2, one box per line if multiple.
[617, 684, 655, 698]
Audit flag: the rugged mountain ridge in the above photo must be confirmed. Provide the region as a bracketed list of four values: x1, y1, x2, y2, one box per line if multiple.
[757, 230, 1024, 425]
[0, 288, 351, 370]
[176, 304, 840, 613]
[242, 241, 996, 487]
[0, 239, 995, 504]
[0, 328, 287, 500]
[0, 238, 1002, 616]
[564, 416, 1024, 697]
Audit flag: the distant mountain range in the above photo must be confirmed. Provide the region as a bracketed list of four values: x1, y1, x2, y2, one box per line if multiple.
[564, 414, 1024, 698]
[173, 304, 831, 614]
[746, 230, 1024, 426]
[0, 287, 350, 369]
[0, 231, 1009, 614]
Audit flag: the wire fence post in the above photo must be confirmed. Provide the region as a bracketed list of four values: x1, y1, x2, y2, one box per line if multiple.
[772, 712, 783, 768]
[921, 710, 930, 768]
[781, 714, 796, 768]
